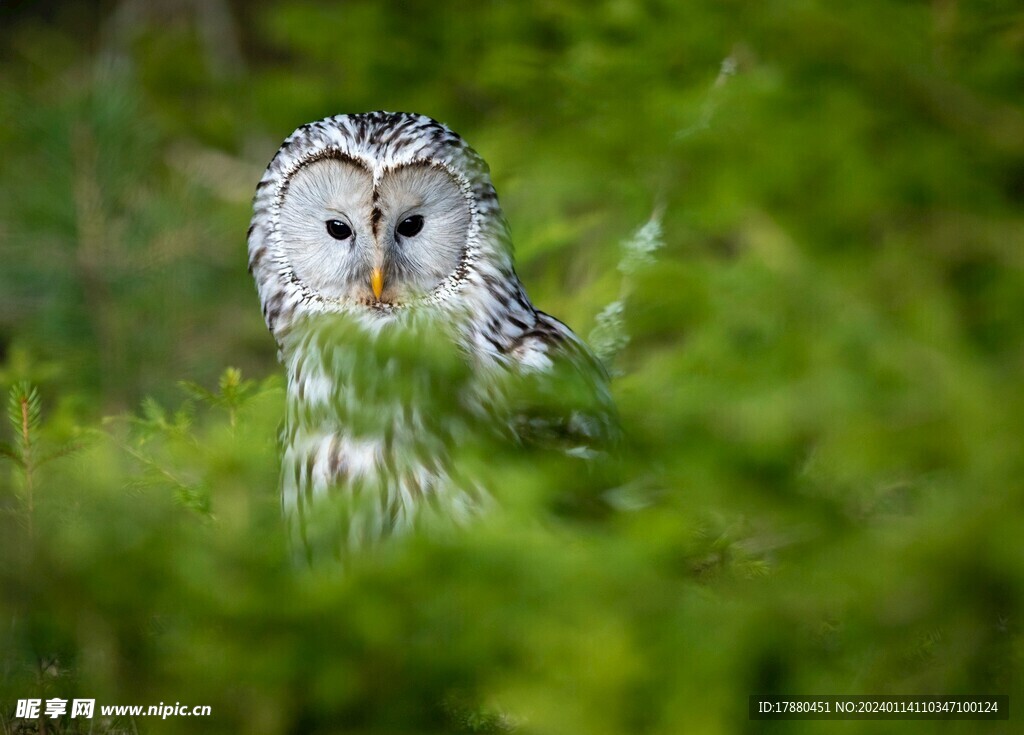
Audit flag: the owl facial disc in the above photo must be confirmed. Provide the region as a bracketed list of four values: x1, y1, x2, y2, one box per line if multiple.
[274, 153, 471, 309]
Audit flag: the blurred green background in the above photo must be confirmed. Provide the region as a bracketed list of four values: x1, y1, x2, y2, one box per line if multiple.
[1, 0, 1022, 732]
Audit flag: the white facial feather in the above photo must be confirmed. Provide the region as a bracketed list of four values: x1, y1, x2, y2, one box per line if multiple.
[377, 163, 471, 301]
[278, 157, 373, 301]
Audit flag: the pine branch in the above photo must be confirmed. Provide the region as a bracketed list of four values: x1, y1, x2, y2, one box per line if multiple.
[180, 366, 256, 428]
[0, 440, 23, 467]
[37, 438, 89, 468]
[6, 382, 40, 539]
[588, 211, 665, 370]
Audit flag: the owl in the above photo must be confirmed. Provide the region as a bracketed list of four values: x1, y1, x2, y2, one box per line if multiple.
[248, 112, 616, 557]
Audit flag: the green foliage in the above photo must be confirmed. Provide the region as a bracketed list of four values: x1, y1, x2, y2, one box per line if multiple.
[1, 1, 1023, 733]
[1, 382, 86, 541]
[6, 382, 42, 460]
[180, 366, 259, 428]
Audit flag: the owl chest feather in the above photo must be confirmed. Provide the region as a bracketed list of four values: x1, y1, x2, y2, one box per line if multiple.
[278, 315, 490, 544]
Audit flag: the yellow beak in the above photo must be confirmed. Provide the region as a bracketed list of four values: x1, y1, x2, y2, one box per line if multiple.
[371, 268, 384, 300]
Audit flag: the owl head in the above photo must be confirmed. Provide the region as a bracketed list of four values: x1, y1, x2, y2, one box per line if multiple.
[248, 112, 515, 342]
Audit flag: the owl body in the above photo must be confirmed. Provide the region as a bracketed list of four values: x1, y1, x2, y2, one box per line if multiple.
[249, 112, 614, 554]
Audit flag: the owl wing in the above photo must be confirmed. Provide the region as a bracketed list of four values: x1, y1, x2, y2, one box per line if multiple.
[502, 311, 620, 456]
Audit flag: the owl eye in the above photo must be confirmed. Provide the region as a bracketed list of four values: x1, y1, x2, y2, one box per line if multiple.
[396, 215, 424, 238]
[325, 220, 352, 240]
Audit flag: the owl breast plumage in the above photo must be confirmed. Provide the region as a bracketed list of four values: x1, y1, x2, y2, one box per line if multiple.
[248, 112, 616, 556]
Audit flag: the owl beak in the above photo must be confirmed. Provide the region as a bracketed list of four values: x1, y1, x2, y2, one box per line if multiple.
[371, 268, 384, 301]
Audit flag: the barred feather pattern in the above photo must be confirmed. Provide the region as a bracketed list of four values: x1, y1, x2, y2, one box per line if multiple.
[248, 112, 616, 556]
